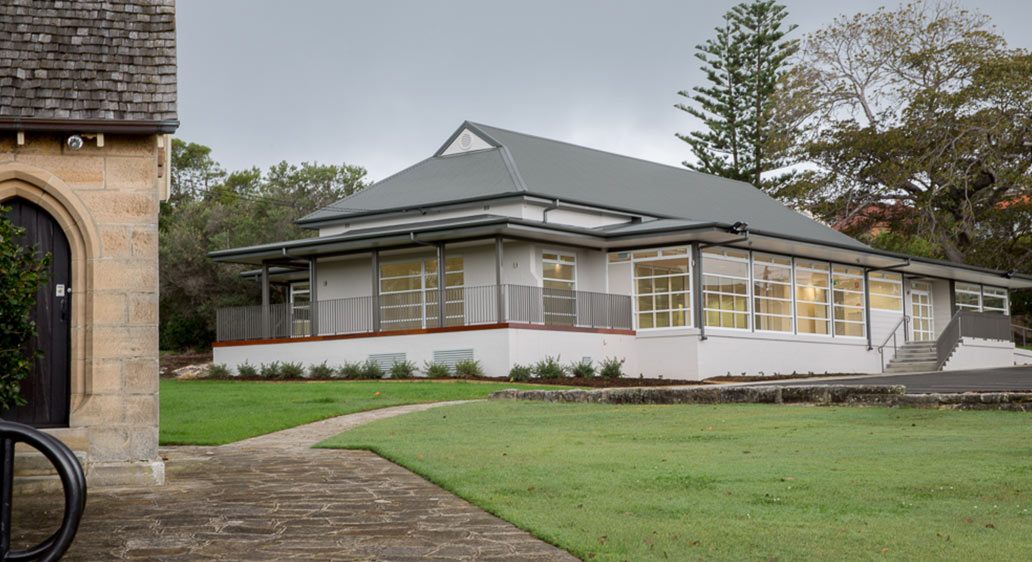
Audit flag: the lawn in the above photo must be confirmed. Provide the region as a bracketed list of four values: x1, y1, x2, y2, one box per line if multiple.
[159, 379, 559, 445]
[322, 401, 1032, 562]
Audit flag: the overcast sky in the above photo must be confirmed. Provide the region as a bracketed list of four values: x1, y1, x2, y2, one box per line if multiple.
[176, 0, 1032, 181]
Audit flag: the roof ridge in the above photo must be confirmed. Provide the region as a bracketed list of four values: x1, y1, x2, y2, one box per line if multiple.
[468, 121, 754, 189]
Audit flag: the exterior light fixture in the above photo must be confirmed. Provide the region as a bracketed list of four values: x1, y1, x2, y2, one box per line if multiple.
[66, 135, 84, 150]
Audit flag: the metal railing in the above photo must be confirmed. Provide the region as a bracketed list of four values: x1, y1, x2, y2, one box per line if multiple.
[1, 420, 87, 561]
[877, 315, 910, 372]
[936, 310, 1013, 369]
[216, 283, 634, 342]
[1014, 323, 1032, 348]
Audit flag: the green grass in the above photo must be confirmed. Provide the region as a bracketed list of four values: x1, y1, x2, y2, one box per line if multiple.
[322, 401, 1032, 561]
[159, 379, 560, 445]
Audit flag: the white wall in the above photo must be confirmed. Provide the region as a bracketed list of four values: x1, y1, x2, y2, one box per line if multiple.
[1014, 347, 1032, 366]
[942, 338, 1015, 371]
[930, 279, 953, 338]
[697, 330, 881, 379]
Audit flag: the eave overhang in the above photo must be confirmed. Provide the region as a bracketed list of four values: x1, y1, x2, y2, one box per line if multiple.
[210, 217, 1032, 290]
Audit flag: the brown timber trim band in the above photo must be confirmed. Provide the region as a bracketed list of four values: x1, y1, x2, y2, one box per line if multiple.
[0, 117, 180, 134]
[212, 322, 636, 348]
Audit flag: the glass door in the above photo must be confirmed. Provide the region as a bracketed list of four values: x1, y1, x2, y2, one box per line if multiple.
[909, 281, 934, 341]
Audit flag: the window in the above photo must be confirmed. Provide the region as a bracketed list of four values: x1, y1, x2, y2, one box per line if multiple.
[703, 248, 750, 329]
[832, 265, 865, 337]
[982, 286, 1008, 314]
[633, 247, 691, 329]
[954, 282, 982, 311]
[795, 260, 831, 335]
[956, 283, 1009, 315]
[543, 252, 576, 326]
[290, 281, 311, 336]
[752, 253, 793, 333]
[869, 271, 903, 311]
[380, 256, 464, 330]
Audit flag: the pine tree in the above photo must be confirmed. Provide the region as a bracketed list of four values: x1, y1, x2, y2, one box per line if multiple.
[676, 0, 797, 191]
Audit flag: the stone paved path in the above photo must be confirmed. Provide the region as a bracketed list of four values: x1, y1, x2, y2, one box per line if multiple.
[11, 402, 577, 561]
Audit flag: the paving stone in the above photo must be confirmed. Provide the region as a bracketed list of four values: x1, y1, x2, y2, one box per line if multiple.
[11, 402, 576, 561]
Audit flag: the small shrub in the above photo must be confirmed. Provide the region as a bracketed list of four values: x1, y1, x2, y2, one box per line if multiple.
[599, 357, 625, 379]
[237, 361, 258, 378]
[361, 359, 385, 379]
[568, 359, 595, 379]
[454, 358, 484, 378]
[337, 361, 364, 380]
[208, 363, 232, 379]
[508, 363, 532, 382]
[279, 361, 305, 379]
[424, 361, 451, 378]
[307, 361, 335, 379]
[532, 356, 566, 379]
[390, 360, 417, 379]
[259, 361, 282, 379]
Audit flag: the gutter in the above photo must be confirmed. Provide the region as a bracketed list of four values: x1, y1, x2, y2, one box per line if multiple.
[542, 199, 560, 223]
[0, 117, 180, 134]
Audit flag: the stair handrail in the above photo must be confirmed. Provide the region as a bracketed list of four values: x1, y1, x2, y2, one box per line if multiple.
[935, 311, 965, 370]
[0, 420, 87, 562]
[877, 315, 910, 372]
[1014, 323, 1032, 348]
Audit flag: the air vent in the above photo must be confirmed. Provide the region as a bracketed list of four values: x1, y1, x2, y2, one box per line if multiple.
[433, 349, 474, 370]
[458, 132, 472, 150]
[368, 353, 406, 370]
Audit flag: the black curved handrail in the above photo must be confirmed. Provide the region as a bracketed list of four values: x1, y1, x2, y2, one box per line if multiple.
[0, 420, 87, 562]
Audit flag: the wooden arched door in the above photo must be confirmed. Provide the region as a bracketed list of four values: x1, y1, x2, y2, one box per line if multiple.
[2, 197, 72, 427]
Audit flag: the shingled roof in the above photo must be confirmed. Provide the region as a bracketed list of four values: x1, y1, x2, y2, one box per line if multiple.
[0, 0, 178, 133]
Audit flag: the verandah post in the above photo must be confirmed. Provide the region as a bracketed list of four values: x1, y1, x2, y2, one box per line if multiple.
[691, 243, 706, 340]
[308, 257, 318, 337]
[495, 236, 505, 323]
[371, 250, 380, 333]
[863, 268, 873, 350]
[261, 262, 271, 338]
[437, 243, 446, 328]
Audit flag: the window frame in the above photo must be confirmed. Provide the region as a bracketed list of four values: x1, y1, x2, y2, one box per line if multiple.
[793, 258, 832, 337]
[751, 252, 794, 334]
[702, 247, 751, 331]
[868, 271, 904, 312]
[542, 250, 578, 326]
[379, 255, 465, 330]
[831, 265, 866, 339]
[631, 246, 692, 331]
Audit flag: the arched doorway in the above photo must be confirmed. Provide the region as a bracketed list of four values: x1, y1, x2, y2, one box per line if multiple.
[2, 197, 72, 427]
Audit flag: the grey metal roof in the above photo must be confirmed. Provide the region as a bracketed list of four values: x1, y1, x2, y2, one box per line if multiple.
[0, 0, 178, 130]
[303, 121, 866, 249]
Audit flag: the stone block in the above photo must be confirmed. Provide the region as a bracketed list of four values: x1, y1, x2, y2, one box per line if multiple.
[128, 292, 158, 325]
[89, 360, 123, 393]
[76, 395, 125, 426]
[76, 191, 156, 224]
[124, 358, 159, 393]
[124, 396, 158, 426]
[15, 153, 104, 188]
[88, 427, 131, 461]
[93, 292, 128, 324]
[91, 326, 158, 360]
[127, 426, 159, 459]
[131, 227, 158, 257]
[105, 156, 156, 189]
[94, 259, 157, 291]
[100, 227, 132, 257]
[103, 135, 157, 157]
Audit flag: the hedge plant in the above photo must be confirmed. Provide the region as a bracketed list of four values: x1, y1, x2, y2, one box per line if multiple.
[0, 207, 50, 412]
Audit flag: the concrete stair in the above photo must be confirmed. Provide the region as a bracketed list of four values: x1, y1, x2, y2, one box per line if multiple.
[884, 341, 940, 373]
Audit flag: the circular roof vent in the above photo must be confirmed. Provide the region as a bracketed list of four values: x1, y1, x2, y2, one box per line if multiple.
[458, 132, 472, 150]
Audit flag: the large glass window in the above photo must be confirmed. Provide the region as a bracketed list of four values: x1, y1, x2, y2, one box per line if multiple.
[703, 248, 750, 329]
[752, 253, 793, 333]
[542, 252, 576, 326]
[982, 286, 1009, 314]
[955, 282, 982, 312]
[795, 259, 831, 335]
[832, 265, 865, 337]
[633, 247, 691, 329]
[380, 256, 464, 330]
[869, 271, 903, 311]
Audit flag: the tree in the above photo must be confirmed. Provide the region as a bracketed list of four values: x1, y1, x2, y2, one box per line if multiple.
[676, 0, 798, 190]
[781, 2, 1032, 269]
[0, 206, 49, 412]
[159, 144, 369, 351]
[169, 139, 225, 203]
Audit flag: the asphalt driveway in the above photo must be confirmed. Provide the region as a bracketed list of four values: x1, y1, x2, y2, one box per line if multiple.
[766, 365, 1032, 394]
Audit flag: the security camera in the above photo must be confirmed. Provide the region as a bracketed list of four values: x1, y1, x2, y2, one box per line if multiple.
[730, 221, 749, 234]
[66, 135, 84, 151]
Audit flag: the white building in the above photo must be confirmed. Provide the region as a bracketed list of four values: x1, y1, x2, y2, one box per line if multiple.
[210, 122, 1029, 379]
